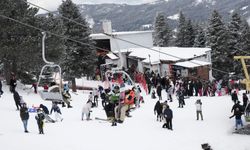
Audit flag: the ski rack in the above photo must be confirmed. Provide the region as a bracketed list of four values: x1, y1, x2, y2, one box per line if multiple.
[37, 32, 63, 102]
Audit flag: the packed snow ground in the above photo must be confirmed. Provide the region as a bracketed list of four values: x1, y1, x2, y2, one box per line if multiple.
[0, 81, 249, 150]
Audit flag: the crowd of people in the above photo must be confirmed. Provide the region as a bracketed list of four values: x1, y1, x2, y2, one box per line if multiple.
[1, 70, 250, 134]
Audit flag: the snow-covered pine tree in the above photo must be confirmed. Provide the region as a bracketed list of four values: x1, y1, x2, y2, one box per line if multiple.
[207, 10, 231, 80]
[175, 11, 187, 47]
[240, 20, 250, 56]
[153, 12, 172, 47]
[185, 19, 196, 47]
[0, 0, 39, 84]
[194, 24, 206, 47]
[227, 12, 244, 77]
[58, 0, 96, 91]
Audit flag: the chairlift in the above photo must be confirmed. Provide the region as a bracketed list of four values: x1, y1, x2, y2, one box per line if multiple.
[37, 32, 63, 102]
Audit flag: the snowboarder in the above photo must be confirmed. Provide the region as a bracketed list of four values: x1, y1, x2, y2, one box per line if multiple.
[20, 103, 29, 133]
[195, 99, 203, 121]
[50, 103, 63, 122]
[81, 100, 92, 121]
[13, 91, 21, 110]
[35, 108, 45, 134]
[229, 107, 244, 130]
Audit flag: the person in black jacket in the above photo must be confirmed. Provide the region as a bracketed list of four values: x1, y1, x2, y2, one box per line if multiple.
[156, 84, 162, 100]
[231, 91, 238, 103]
[0, 79, 3, 97]
[35, 108, 45, 134]
[154, 100, 163, 121]
[162, 105, 173, 130]
[229, 107, 244, 130]
[20, 103, 29, 133]
[242, 93, 249, 109]
[9, 74, 17, 93]
[40, 104, 55, 123]
[13, 91, 21, 110]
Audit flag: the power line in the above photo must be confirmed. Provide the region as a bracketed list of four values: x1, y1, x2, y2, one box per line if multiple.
[23, 0, 248, 79]
[7, 1, 250, 80]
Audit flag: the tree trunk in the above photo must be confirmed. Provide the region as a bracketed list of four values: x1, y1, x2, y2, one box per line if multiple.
[72, 78, 77, 92]
[3, 59, 11, 85]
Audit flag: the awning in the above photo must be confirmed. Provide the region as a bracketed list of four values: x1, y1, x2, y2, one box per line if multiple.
[106, 53, 119, 60]
[174, 60, 211, 68]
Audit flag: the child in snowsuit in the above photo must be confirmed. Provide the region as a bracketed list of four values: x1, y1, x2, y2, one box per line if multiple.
[82, 100, 92, 121]
[35, 108, 45, 134]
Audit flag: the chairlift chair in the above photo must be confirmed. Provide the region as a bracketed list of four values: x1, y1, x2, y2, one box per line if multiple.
[37, 32, 63, 103]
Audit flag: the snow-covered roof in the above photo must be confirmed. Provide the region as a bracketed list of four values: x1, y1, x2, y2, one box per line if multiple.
[118, 47, 211, 64]
[174, 60, 211, 68]
[106, 53, 119, 60]
[90, 30, 153, 39]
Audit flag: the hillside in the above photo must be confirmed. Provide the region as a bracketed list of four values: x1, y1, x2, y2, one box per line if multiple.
[76, 0, 250, 32]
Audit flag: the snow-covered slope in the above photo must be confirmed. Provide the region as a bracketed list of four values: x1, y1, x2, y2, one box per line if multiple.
[0, 82, 249, 150]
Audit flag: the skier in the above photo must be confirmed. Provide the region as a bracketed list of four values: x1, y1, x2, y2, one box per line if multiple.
[195, 99, 203, 120]
[20, 103, 29, 133]
[229, 107, 244, 130]
[35, 108, 45, 134]
[81, 100, 92, 121]
[13, 90, 21, 110]
[50, 103, 63, 122]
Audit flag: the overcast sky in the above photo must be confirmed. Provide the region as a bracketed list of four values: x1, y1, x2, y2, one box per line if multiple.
[28, 0, 156, 13]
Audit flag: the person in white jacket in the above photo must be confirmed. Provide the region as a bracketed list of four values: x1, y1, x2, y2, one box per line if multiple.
[82, 100, 92, 121]
[195, 99, 203, 120]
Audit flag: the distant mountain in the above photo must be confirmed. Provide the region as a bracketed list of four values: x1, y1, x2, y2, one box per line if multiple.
[77, 0, 250, 32]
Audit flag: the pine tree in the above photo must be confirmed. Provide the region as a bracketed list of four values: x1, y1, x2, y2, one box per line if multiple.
[175, 11, 187, 47]
[194, 24, 206, 47]
[240, 20, 250, 55]
[0, 0, 39, 84]
[153, 12, 172, 47]
[207, 10, 231, 80]
[58, 0, 96, 91]
[227, 12, 244, 76]
[185, 19, 196, 47]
